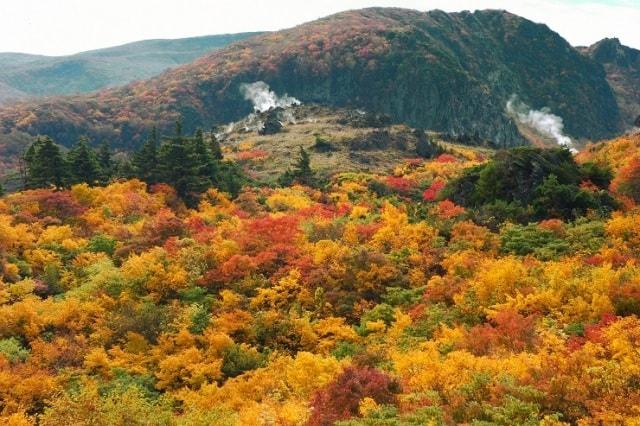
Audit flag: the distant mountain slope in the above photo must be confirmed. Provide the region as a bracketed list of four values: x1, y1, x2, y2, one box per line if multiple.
[0, 33, 261, 103]
[579, 38, 640, 128]
[0, 8, 621, 157]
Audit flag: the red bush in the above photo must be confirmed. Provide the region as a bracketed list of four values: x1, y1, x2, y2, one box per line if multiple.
[422, 180, 445, 201]
[308, 366, 400, 425]
[385, 176, 416, 194]
[435, 154, 457, 163]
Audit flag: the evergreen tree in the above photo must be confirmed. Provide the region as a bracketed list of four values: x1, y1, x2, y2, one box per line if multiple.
[189, 129, 215, 193]
[216, 161, 244, 198]
[0, 181, 4, 197]
[279, 146, 315, 187]
[22, 137, 44, 188]
[115, 159, 136, 180]
[209, 130, 223, 160]
[97, 141, 114, 184]
[158, 121, 199, 204]
[133, 127, 159, 184]
[68, 137, 101, 185]
[25, 136, 68, 189]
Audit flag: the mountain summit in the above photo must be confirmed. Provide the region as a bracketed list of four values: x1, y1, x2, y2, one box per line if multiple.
[580, 37, 640, 128]
[0, 8, 624, 154]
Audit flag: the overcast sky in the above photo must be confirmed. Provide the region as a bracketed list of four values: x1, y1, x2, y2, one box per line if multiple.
[1, 0, 638, 56]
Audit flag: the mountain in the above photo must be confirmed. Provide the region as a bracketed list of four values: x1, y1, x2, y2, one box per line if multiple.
[0, 8, 623, 162]
[579, 38, 640, 128]
[0, 33, 261, 104]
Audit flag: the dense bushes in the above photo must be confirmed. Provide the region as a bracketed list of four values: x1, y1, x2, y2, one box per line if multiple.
[442, 147, 616, 225]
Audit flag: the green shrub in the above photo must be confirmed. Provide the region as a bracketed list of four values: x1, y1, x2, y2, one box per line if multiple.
[0, 337, 30, 363]
[500, 224, 570, 259]
[443, 147, 617, 224]
[87, 234, 117, 256]
[221, 344, 266, 378]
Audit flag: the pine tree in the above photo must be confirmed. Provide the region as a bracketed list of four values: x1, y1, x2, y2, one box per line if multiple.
[216, 161, 244, 197]
[278, 147, 315, 187]
[0, 181, 4, 197]
[26, 136, 68, 189]
[189, 129, 215, 193]
[209, 130, 223, 160]
[68, 137, 101, 185]
[23, 137, 44, 188]
[97, 141, 113, 184]
[133, 127, 159, 184]
[158, 121, 199, 204]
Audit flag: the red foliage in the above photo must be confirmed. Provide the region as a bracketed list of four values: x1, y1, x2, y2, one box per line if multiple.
[466, 309, 537, 355]
[140, 208, 185, 245]
[404, 158, 424, 167]
[185, 216, 216, 243]
[436, 199, 465, 219]
[579, 180, 600, 192]
[308, 366, 400, 425]
[240, 215, 301, 253]
[612, 156, 640, 203]
[422, 180, 445, 201]
[12, 190, 86, 221]
[356, 223, 382, 243]
[538, 219, 565, 235]
[385, 176, 416, 194]
[200, 254, 258, 287]
[236, 149, 269, 161]
[566, 313, 617, 351]
[435, 154, 457, 163]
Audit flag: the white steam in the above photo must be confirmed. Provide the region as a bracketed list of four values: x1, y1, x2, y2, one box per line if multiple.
[240, 81, 301, 113]
[506, 95, 576, 153]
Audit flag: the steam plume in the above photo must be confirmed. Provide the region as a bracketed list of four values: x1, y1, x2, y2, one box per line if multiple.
[240, 81, 300, 113]
[506, 95, 576, 153]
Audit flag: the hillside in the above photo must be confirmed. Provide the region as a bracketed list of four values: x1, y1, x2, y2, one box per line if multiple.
[580, 38, 640, 129]
[1, 131, 639, 423]
[0, 32, 261, 104]
[214, 105, 493, 184]
[0, 8, 622, 161]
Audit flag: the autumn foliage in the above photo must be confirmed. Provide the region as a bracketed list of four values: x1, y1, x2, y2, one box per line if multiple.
[0, 138, 640, 424]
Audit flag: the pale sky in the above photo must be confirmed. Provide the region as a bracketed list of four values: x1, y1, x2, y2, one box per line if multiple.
[1, 0, 639, 56]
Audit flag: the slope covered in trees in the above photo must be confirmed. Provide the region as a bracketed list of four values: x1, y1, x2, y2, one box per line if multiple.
[0, 7, 622, 165]
[1, 136, 640, 423]
[0, 32, 260, 104]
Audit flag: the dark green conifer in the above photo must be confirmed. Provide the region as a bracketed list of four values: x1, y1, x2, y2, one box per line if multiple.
[210, 130, 223, 160]
[97, 141, 114, 184]
[133, 127, 160, 184]
[158, 121, 199, 204]
[68, 137, 101, 185]
[26, 136, 68, 189]
[189, 129, 216, 193]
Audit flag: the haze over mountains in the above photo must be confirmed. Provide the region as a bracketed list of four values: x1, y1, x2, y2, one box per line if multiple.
[0, 32, 260, 104]
[0, 7, 638, 168]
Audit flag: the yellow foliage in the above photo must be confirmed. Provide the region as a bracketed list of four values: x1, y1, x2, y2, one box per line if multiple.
[266, 187, 313, 211]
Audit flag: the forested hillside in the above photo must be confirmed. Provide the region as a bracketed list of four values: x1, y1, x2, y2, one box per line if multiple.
[0, 33, 260, 104]
[0, 8, 622, 164]
[1, 130, 639, 424]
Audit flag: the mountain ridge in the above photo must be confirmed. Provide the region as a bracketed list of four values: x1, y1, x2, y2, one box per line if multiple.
[0, 7, 626, 163]
[0, 32, 262, 103]
[579, 37, 640, 128]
